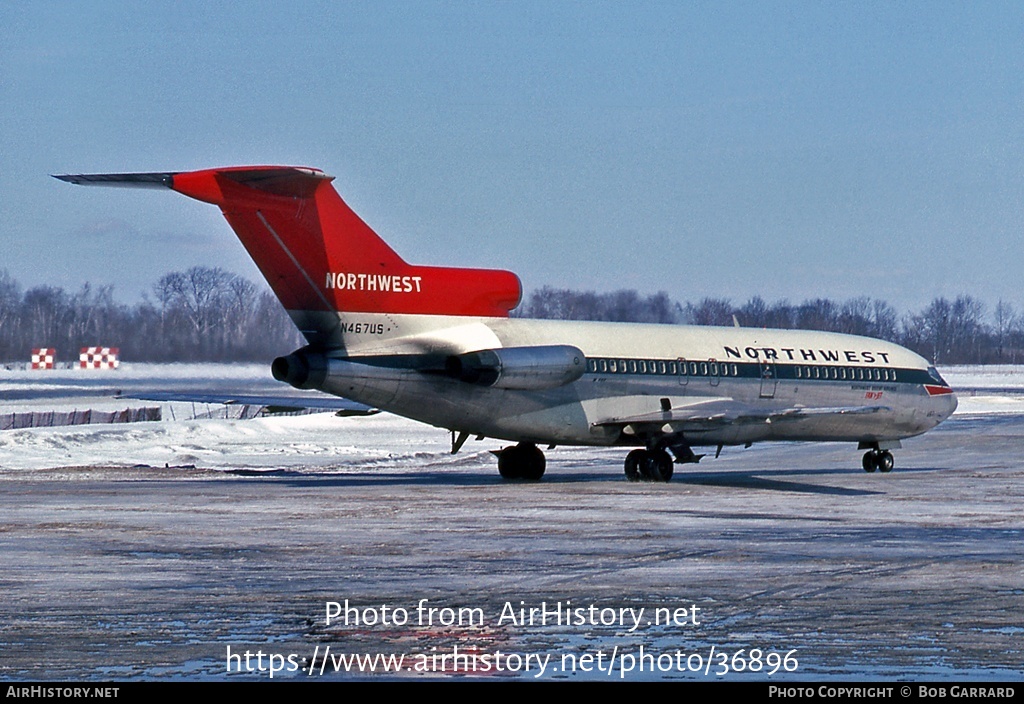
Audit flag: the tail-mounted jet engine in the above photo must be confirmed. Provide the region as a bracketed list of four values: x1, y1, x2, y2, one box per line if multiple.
[273, 345, 586, 392]
[444, 345, 585, 390]
[272, 351, 328, 390]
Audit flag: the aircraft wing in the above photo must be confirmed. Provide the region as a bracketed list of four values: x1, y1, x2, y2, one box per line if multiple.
[121, 392, 378, 416]
[594, 398, 890, 434]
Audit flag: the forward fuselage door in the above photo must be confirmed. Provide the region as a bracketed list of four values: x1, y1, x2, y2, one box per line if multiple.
[759, 360, 777, 398]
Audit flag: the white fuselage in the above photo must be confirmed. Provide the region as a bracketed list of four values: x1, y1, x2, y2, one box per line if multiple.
[291, 311, 958, 449]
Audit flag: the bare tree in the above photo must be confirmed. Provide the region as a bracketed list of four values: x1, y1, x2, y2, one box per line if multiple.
[994, 300, 1015, 362]
[683, 297, 734, 326]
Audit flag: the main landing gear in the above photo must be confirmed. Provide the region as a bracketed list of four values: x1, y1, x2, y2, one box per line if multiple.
[623, 441, 701, 482]
[497, 442, 546, 481]
[862, 449, 894, 473]
[624, 449, 674, 482]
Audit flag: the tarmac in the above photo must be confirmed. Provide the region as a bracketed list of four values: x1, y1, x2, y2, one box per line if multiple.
[1, 408, 1022, 681]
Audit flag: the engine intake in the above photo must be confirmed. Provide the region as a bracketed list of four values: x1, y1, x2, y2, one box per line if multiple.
[272, 351, 328, 390]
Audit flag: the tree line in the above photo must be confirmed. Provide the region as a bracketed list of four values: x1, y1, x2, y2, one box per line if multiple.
[517, 287, 1024, 365]
[0, 267, 301, 364]
[1, 268, 1021, 365]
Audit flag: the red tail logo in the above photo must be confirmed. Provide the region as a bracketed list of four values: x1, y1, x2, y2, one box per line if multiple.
[169, 166, 521, 317]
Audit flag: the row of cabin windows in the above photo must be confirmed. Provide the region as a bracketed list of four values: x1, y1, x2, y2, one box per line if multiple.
[586, 358, 740, 377]
[796, 366, 895, 382]
[586, 357, 897, 382]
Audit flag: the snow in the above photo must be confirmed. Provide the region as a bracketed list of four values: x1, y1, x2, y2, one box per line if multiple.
[940, 365, 1024, 416]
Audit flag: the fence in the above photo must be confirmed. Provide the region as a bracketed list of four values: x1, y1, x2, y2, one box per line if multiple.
[0, 407, 161, 430]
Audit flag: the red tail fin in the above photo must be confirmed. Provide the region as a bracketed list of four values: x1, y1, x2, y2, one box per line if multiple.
[60, 165, 521, 317]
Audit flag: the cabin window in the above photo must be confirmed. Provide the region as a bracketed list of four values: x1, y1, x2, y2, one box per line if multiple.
[709, 362, 718, 376]
[658, 361, 667, 374]
[669, 361, 678, 375]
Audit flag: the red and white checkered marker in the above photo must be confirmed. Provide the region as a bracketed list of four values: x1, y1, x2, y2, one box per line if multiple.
[31, 348, 55, 370]
[79, 346, 120, 369]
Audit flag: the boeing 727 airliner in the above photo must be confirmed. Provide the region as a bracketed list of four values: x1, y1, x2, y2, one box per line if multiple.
[55, 166, 957, 481]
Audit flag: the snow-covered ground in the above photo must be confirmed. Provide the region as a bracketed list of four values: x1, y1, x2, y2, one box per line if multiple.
[940, 364, 1024, 416]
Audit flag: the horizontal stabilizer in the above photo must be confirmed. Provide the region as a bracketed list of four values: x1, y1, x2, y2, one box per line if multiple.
[52, 172, 177, 189]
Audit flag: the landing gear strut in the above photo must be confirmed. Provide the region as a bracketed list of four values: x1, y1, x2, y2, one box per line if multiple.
[624, 448, 674, 482]
[497, 442, 546, 480]
[862, 449, 894, 473]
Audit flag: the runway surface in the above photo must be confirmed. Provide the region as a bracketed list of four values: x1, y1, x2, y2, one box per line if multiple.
[1, 364, 1022, 681]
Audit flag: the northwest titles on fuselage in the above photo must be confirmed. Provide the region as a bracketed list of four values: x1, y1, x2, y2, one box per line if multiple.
[723, 345, 892, 364]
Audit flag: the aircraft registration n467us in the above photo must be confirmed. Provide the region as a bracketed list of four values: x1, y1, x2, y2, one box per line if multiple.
[55, 166, 957, 481]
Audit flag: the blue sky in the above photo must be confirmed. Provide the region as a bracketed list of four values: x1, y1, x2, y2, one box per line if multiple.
[2, 1, 1023, 314]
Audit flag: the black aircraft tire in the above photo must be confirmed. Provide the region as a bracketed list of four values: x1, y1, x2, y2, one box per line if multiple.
[862, 452, 878, 473]
[498, 447, 522, 479]
[624, 449, 645, 482]
[650, 449, 674, 482]
[520, 444, 546, 481]
[639, 449, 673, 482]
[878, 451, 894, 473]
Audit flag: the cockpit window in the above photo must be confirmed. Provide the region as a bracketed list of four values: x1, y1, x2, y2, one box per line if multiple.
[927, 366, 946, 384]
